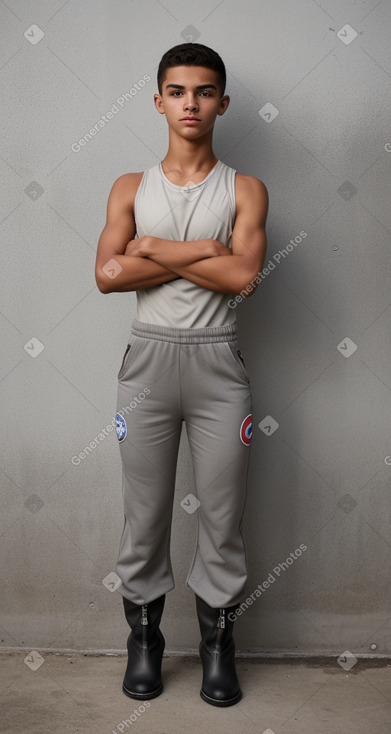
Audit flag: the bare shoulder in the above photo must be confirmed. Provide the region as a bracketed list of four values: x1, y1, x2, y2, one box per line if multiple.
[108, 171, 144, 206]
[234, 173, 269, 221]
[235, 172, 268, 199]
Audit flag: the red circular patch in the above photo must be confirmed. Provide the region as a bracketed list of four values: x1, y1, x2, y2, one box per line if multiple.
[240, 414, 253, 446]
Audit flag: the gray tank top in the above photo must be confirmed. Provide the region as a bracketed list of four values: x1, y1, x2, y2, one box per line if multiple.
[134, 159, 237, 328]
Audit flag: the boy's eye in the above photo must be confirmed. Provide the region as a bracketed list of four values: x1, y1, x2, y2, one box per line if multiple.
[170, 91, 212, 97]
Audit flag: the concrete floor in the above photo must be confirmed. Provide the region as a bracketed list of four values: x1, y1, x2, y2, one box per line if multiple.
[1, 653, 390, 734]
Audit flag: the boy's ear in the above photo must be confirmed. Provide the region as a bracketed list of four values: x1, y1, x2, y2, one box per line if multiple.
[217, 94, 230, 116]
[154, 93, 165, 115]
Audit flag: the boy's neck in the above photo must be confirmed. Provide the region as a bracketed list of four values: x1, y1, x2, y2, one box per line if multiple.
[161, 131, 218, 176]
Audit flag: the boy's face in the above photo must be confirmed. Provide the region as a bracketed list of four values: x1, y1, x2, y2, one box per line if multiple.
[154, 65, 229, 138]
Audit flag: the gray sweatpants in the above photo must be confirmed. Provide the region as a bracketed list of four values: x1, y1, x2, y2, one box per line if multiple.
[115, 319, 252, 608]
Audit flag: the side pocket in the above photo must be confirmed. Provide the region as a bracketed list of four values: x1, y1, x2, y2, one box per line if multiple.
[226, 341, 250, 383]
[117, 344, 131, 381]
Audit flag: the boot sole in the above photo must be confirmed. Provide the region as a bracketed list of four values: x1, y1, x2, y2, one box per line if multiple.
[122, 681, 163, 700]
[200, 687, 242, 707]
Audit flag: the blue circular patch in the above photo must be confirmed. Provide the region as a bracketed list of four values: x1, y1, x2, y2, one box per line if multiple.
[116, 412, 127, 442]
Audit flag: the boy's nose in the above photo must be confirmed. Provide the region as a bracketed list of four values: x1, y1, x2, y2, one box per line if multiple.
[184, 96, 198, 109]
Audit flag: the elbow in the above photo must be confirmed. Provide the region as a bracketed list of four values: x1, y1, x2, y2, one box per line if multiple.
[232, 277, 258, 297]
[95, 271, 112, 294]
[229, 258, 264, 296]
[234, 259, 266, 296]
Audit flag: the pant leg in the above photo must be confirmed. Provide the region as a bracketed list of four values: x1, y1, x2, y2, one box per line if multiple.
[115, 334, 182, 604]
[181, 338, 252, 608]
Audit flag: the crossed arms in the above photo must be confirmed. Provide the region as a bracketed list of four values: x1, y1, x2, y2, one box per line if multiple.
[95, 171, 268, 295]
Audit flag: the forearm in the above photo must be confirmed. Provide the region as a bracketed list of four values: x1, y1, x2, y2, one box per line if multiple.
[97, 235, 250, 294]
[145, 236, 219, 268]
[97, 254, 178, 293]
[145, 235, 247, 293]
[161, 254, 258, 295]
[96, 235, 218, 293]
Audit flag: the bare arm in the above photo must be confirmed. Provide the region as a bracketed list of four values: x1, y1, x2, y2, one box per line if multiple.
[142, 175, 269, 295]
[95, 173, 180, 294]
[124, 235, 230, 267]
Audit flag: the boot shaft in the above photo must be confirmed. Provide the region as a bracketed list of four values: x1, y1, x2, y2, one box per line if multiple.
[195, 594, 242, 706]
[123, 594, 166, 630]
[122, 594, 166, 701]
[195, 595, 237, 647]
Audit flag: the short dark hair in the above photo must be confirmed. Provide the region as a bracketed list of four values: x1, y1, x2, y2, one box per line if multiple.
[157, 42, 226, 97]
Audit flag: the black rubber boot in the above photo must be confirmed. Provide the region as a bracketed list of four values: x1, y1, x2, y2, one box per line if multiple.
[122, 594, 166, 700]
[195, 594, 242, 707]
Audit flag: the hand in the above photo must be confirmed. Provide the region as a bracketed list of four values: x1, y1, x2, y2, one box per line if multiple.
[211, 240, 233, 257]
[124, 237, 150, 257]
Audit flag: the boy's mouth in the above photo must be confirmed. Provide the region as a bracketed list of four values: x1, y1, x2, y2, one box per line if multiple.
[180, 117, 201, 124]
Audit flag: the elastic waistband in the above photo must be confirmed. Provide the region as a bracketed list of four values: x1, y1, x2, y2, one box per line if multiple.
[131, 319, 237, 344]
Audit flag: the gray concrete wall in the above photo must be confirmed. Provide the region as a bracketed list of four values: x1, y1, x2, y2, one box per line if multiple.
[1, 0, 390, 657]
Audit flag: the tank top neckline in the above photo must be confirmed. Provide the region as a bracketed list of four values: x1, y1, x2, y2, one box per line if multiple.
[158, 159, 222, 191]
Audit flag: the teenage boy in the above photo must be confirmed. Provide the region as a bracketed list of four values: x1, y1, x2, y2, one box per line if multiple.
[95, 42, 268, 707]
